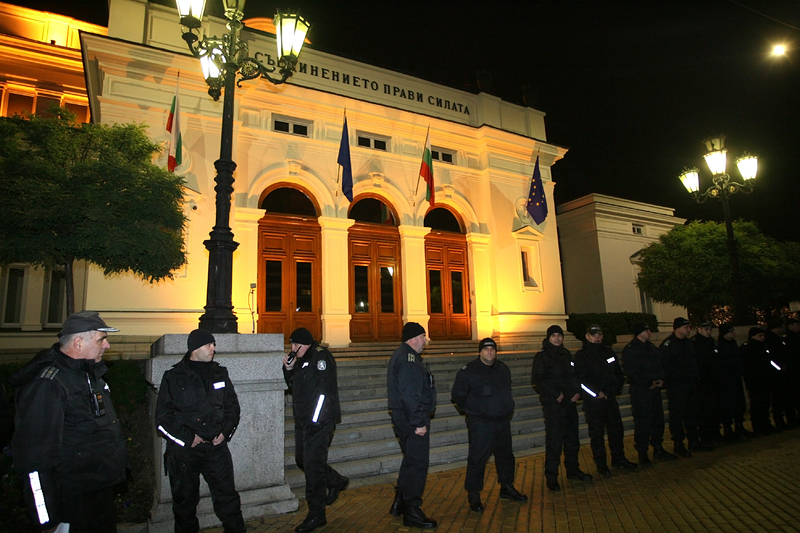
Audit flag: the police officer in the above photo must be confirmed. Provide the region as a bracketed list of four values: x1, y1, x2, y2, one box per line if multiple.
[11, 311, 127, 532]
[574, 325, 637, 478]
[741, 327, 777, 436]
[387, 322, 437, 529]
[659, 317, 705, 457]
[765, 319, 794, 429]
[784, 317, 800, 425]
[155, 329, 245, 533]
[451, 337, 527, 512]
[692, 321, 721, 446]
[715, 324, 750, 439]
[622, 322, 676, 465]
[282, 327, 347, 533]
[532, 325, 592, 491]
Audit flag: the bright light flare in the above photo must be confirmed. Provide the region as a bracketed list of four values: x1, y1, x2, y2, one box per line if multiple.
[772, 44, 787, 56]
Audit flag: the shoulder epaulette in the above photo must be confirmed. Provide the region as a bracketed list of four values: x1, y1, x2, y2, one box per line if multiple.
[461, 364, 468, 370]
[316, 346, 324, 352]
[38, 365, 59, 381]
[663, 339, 671, 346]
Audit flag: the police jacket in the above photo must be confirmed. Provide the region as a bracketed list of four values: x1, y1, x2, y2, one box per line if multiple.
[622, 337, 664, 393]
[574, 340, 624, 400]
[659, 334, 699, 385]
[283, 342, 340, 426]
[155, 355, 240, 448]
[692, 334, 717, 385]
[451, 357, 514, 420]
[10, 345, 127, 530]
[741, 338, 776, 384]
[715, 337, 744, 380]
[388, 343, 436, 427]
[531, 340, 580, 404]
[764, 330, 790, 368]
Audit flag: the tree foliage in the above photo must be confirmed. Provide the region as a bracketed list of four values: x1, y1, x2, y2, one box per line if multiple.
[0, 107, 187, 313]
[636, 220, 800, 318]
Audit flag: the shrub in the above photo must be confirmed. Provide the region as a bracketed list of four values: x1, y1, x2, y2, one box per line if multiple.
[566, 312, 659, 345]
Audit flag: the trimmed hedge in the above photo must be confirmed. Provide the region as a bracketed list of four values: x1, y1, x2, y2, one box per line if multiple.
[566, 312, 659, 346]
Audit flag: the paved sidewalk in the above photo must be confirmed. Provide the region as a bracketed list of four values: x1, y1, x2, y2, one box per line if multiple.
[207, 431, 800, 533]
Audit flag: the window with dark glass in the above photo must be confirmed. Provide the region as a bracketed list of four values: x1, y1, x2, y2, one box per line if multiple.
[265, 260, 282, 312]
[354, 265, 369, 313]
[273, 116, 311, 137]
[46, 269, 67, 324]
[261, 188, 317, 217]
[429, 270, 443, 313]
[424, 208, 462, 233]
[356, 132, 390, 151]
[380, 267, 394, 313]
[2, 267, 25, 324]
[295, 262, 312, 312]
[431, 146, 455, 164]
[35, 95, 60, 117]
[6, 93, 33, 117]
[349, 198, 396, 225]
[451, 271, 464, 314]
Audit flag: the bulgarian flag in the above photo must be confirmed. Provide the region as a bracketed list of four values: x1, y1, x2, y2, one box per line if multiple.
[166, 77, 182, 172]
[419, 129, 435, 205]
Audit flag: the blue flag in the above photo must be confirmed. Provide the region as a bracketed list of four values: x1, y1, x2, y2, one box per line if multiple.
[338, 115, 353, 202]
[526, 156, 547, 224]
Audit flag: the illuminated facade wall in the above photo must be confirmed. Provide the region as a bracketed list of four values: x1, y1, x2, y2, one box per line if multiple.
[0, 2, 105, 339]
[556, 194, 687, 328]
[6, 0, 571, 347]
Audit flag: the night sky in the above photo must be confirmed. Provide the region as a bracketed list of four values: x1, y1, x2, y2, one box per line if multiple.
[12, 0, 800, 241]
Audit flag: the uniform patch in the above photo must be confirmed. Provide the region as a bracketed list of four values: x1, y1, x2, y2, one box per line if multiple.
[663, 339, 671, 346]
[39, 366, 59, 380]
[407, 353, 415, 362]
[461, 365, 468, 370]
[317, 360, 327, 371]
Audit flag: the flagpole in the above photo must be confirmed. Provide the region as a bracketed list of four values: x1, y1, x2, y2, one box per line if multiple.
[335, 108, 346, 189]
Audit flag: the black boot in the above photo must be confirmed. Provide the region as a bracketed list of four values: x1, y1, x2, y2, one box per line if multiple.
[389, 488, 404, 517]
[295, 513, 327, 533]
[499, 484, 528, 501]
[638, 450, 652, 466]
[468, 492, 484, 513]
[673, 442, 692, 458]
[326, 475, 350, 505]
[734, 421, 753, 438]
[652, 445, 677, 461]
[403, 505, 437, 529]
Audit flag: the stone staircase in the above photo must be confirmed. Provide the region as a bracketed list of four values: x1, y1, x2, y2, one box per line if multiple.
[283, 338, 642, 490]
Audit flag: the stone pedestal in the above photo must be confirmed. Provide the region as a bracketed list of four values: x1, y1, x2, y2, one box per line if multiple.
[146, 334, 297, 533]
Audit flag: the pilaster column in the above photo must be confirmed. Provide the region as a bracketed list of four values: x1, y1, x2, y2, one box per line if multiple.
[318, 216, 355, 347]
[397, 224, 432, 328]
[466, 232, 493, 339]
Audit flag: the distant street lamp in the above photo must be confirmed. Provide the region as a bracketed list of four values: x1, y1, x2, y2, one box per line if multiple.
[175, 0, 310, 333]
[679, 135, 758, 324]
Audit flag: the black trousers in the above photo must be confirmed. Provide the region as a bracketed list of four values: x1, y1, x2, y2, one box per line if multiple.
[771, 373, 796, 427]
[745, 378, 772, 432]
[666, 380, 700, 444]
[630, 387, 664, 452]
[59, 485, 117, 533]
[541, 400, 580, 483]
[391, 410, 430, 507]
[167, 443, 245, 533]
[294, 421, 343, 516]
[464, 417, 515, 493]
[582, 396, 625, 467]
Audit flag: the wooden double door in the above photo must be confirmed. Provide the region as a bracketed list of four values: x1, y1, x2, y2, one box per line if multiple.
[257, 216, 321, 340]
[425, 232, 471, 340]
[348, 223, 403, 342]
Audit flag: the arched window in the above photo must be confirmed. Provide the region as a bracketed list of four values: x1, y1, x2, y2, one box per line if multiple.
[260, 187, 317, 217]
[424, 207, 463, 233]
[348, 197, 396, 225]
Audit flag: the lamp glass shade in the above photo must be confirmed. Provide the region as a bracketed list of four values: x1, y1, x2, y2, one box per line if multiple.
[222, 0, 246, 17]
[200, 52, 221, 81]
[736, 155, 758, 181]
[704, 149, 727, 175]
[177, 0, 207, 19]
[679, 169, 700, 193]
[274, 12, 309, 61]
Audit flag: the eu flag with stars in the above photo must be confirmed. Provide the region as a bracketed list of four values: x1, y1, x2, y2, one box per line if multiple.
[526, 156, 547, 224]
[338, 115, 354, 202]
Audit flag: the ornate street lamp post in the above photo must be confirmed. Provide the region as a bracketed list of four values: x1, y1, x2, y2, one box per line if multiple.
[679, 135, 758, 324]
[175, 0, 310, 332]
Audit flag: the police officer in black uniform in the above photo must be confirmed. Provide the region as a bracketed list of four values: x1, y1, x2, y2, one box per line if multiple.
[741, 327, 778, 436]
[574, 325, 637, 478]
[283, 327, 347, 533]
[765, 319, 794, 429]
[692, 321, 721, 446]
[659, 317, 706, 457]
[11, 311, 127, 532]
[155, 329, 245, 533]
[715, 324, 750, 439]
[387, 322, 437, 529]
[622, 322, 676, 465]
[451, 337, 527, 513]
[532, 325, 592, 491]
[784, 317, 800, 425]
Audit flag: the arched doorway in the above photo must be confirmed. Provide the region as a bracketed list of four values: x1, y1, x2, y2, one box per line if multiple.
[257, 185, 321, 340]
[424, 207, 471, 340]
[348, 196, 403, 342]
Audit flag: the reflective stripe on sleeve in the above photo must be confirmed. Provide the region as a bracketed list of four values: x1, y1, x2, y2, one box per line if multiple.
[771, 361, 782, 371]
[312, 394, 326, 423]
[581, 384, 597, 398]
[28, 471, 50, 524]
[607, 357, 616, 364]
[158, 425, 186, 446]
[213, 381, 225, 389]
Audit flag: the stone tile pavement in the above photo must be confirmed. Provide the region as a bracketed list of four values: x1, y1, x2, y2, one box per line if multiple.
[205, 430, 800, 533]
